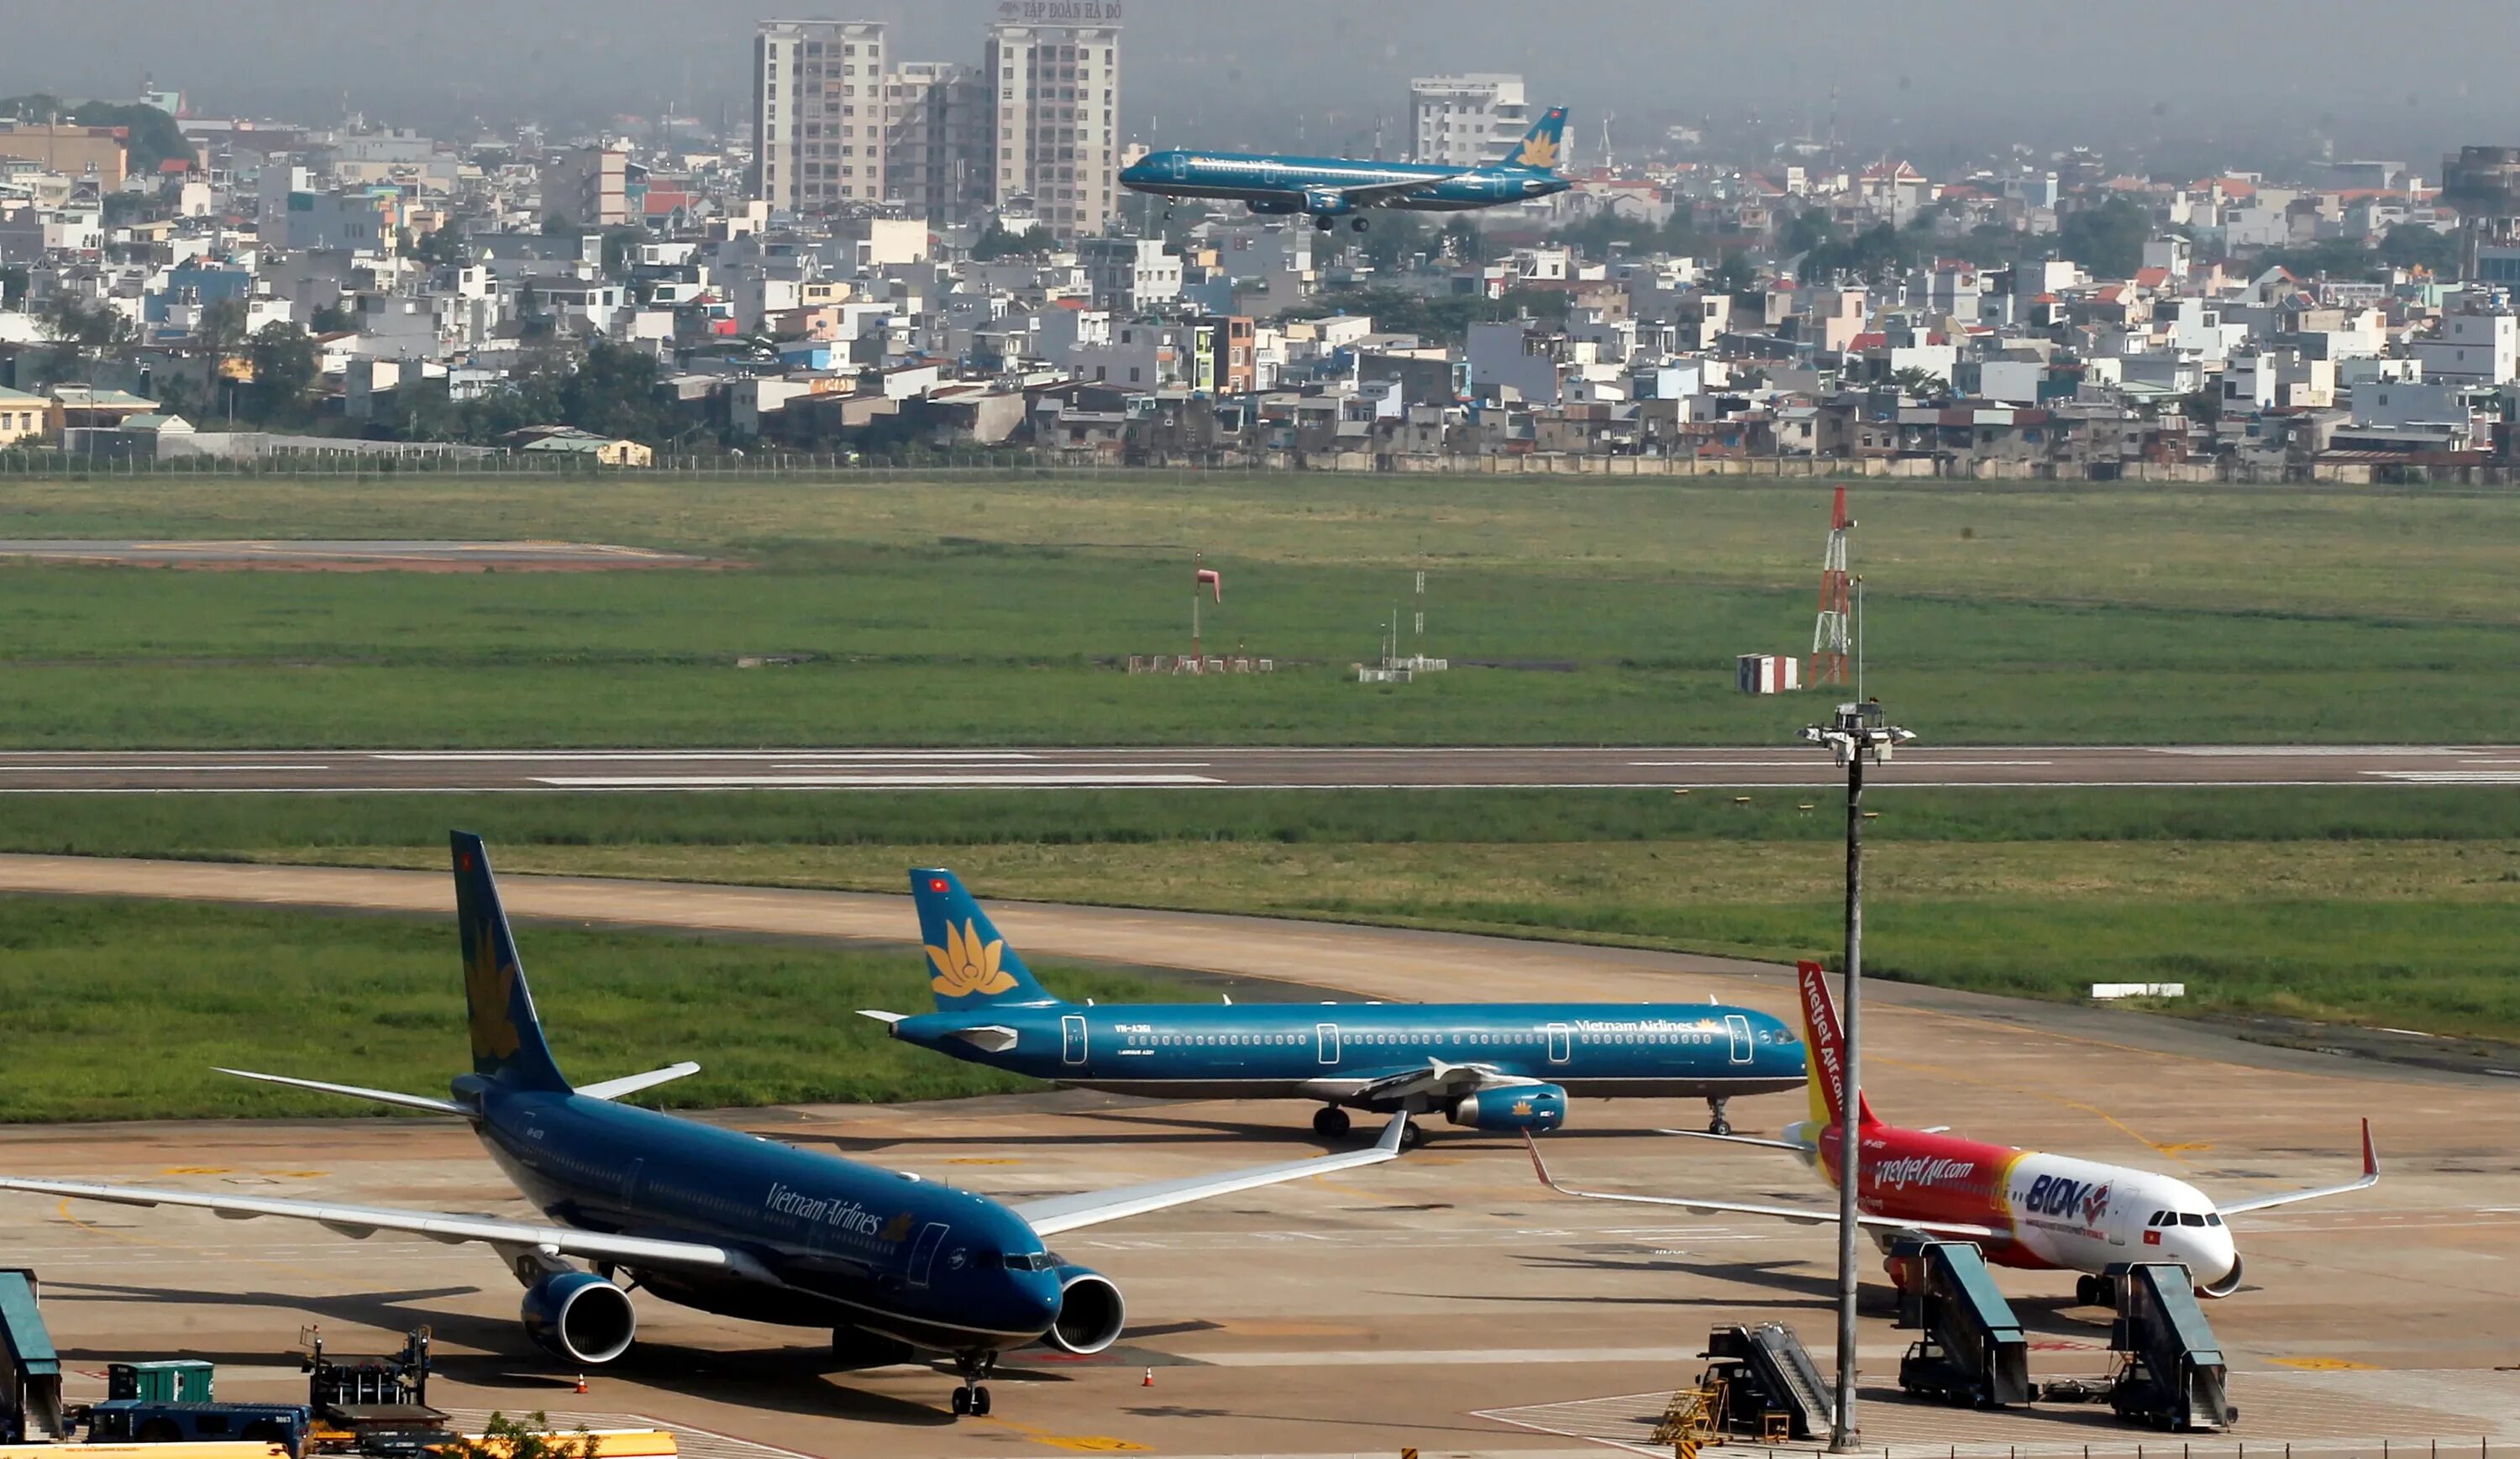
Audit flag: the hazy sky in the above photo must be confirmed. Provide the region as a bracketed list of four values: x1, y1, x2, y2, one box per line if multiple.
[8, 0, 2518, 165]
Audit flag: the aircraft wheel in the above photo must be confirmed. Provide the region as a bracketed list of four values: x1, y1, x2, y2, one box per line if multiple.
[951, 1386, 973, 1417]
[1314, 215, 1334, 232]
[971, 1386, 992, 1417]
[1312, 1105, 1351, 1137]
[1350, 217, 1369, 232]
[2074, 1274, 2102, 1307]
[1399, 1118, 1424, 1150]
[1707, 1096, 1733, 1136]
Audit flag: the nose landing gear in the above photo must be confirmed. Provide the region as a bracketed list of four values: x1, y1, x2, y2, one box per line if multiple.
[948, 1350, 998, 1418]
[1706, 1096, 1733, 1137]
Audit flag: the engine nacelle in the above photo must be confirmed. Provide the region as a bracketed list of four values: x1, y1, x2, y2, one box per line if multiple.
[1039, 1265, 1126, 1355]
[1301, 187, 1355, 218]
[520, 1271, 638, 1365]
[1446, 1084, 1567, 1133]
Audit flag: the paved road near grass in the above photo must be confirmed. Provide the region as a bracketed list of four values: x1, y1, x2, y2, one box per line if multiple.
[0, 743, 2514, 792]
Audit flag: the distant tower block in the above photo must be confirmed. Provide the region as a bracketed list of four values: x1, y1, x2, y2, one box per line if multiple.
[1809, 486, 1853, 686]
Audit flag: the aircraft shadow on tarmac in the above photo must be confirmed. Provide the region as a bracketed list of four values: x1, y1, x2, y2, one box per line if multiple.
[1487, 1254, 2112, 1341]
[40, 1279, 1021, 1428]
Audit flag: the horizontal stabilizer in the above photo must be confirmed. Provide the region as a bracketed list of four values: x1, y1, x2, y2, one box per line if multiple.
[576, 1062, 702, 1102]
[1016, 1112, 1410, 1236]
[215, 1068, 470, 1116]
[857, 1010, 907, 1026]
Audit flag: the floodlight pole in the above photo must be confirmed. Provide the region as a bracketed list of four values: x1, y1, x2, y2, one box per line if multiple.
[1798, 700, 1914, 1455]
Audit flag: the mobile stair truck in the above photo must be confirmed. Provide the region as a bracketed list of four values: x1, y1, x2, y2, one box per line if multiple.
[1698, 1324, 1834, 1441]
[1891, 1241, 2032, 1409]
[2105, 1261, 2237, 1431]
[0, 1270, 63, 1444]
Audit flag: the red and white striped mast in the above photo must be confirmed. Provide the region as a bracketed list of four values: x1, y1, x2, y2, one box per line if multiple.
[1809, 486, 1853, 687]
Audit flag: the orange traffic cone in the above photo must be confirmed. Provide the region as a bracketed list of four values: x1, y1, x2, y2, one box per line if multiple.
[575, 1374, 587, 1395]
[1142, 1366, 1153, 1388]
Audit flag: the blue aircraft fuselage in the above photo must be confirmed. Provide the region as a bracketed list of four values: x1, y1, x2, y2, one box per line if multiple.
[890, 1000, 1803, 1104]
[1120, 150, 1568, 215]
[459, 1073, 1063, 1353]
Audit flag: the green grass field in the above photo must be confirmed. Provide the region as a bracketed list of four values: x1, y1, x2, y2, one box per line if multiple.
[1, 473, 2516, 744]
[0, 895, 1169, 1122]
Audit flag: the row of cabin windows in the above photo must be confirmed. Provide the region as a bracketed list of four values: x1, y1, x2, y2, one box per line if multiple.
[1113, 1029, 1722, 1048]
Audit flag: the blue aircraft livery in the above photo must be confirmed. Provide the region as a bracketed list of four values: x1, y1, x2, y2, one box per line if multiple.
[1121, 106, 1573, 232]
[870, 869, 1806, 1141]
[0, 835, 1410, 1420]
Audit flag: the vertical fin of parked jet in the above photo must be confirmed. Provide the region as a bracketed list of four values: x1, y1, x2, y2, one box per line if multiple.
[1794, 960, 1880, 1129]
[451, 832, 571, 1091]
[911, 869, 1063, 1011]
[1507, 107, 1568, 172]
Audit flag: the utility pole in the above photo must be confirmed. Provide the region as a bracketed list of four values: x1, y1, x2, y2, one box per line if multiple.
[1798, 695, 1914, 1453]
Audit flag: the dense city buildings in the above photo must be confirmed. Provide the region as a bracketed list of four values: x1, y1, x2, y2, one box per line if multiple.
[751, 18, 890, 213]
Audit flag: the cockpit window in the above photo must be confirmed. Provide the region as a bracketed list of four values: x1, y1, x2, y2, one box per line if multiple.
[1000, 1251, 1057, 1273]
[2149, 1211, 2169, 1226]
[2205, 1212, 2223, 1227]
[2180, 1212, 2207, 1227]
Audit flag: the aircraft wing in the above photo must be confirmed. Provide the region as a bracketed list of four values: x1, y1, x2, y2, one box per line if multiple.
[1521, 1134, 2002, 1239]
[1332, 174, 1465, 207]
[1341, 1060, 1538, 1108]
[2218, 1119, 2377, 1216]
[1014, 1111, 1409, 1236]
[0, 1175, 748, 1272]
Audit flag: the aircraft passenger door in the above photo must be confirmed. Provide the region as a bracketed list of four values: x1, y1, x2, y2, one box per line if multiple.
[1725, 1015, 1753, 1064]
[1546, 1023, 1572, 1066]
[1061, 1014, 1089, 1067]
[906, 1222, 951, 1288]
[1315, 1022, 1341, 1066]
[1162, 153, 1189, 181]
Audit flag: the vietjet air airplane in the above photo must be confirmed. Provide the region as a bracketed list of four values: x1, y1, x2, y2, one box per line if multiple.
[1527, 962, 2378, 1303]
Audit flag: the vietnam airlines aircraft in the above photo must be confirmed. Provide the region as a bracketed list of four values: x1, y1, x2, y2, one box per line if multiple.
[1120, 106, 1573, 233]
[0, 835, 1410, 1420]
[1526, 962, 2378, 1304]
[864, 870, 1806, 1142]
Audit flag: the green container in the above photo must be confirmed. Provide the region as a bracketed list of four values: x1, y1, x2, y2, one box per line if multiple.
[105, 1359, 213, 1404]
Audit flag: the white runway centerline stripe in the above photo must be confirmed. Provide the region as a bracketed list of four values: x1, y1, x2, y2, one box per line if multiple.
[533, 773, 1226, 788]
[0, 764, 327, 774]
[1629, 758, 2055, 767]
[2364, 770, 2520, 783]
[367, 749, 1049, 762]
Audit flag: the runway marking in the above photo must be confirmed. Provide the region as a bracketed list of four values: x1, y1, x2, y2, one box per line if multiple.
[1630, 758, 2055, 767]
[2367, 770, 2520, 783]
[2275, 1357, 2381, 1371]
[976, 1414, 1151, 1452]
[0, 765, 327, 774]
[1194, 1346, 1715, 1367]
[368, 750, 1053, 762]
[531, 774, 1226, 788]
[2155, 747, 2478, 756]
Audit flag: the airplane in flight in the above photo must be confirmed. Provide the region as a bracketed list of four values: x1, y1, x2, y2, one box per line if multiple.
[1526, 962, 2377, 1304]
[1120, 106, 1573, 233]
[0, 835, 1409, 1419]
[864, 869, 1807, 1141]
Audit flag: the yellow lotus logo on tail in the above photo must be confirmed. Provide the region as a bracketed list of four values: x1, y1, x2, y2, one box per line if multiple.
[927, 918, 1018, 998]
[464, 921, 522, 1062]
[1516, 134, 1559, 171]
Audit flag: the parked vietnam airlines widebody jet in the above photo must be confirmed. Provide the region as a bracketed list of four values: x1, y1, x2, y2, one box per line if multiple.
[1120, 106, 1573, 233]
[1527, 962, 2378, 1304]
[0, 834, 1412, 1420]
[864, 870, 1806, 1143]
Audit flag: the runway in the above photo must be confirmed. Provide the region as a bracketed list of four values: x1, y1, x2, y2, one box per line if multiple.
[0, 856, 2507, 1455]
[0, 743, 2512, 793]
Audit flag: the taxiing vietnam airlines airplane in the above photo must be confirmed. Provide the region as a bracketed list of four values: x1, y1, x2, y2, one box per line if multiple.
[865, 870, 1807, 1143]
[1120, 106, 1573, 233]
[1527, 961, 2378, 1304]
[0, 834, 1410, 1420]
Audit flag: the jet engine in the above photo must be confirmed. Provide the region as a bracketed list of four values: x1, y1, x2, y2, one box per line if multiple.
[1040, 1265, 1126, 1355]
[1445, 1084, 1567, 1133]
[1300, 187, 1355, 218]
[520, 1270, 638, 1365]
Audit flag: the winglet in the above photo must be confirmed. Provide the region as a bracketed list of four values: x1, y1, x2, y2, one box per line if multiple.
[1523, 1130, 1566, 1192]
[1377, 1111, 1411, 1156]
[2361, 1116, 2379, 1180]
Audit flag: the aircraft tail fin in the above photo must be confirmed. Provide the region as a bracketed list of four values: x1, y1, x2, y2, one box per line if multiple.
[1795, 960, 1879, 1130]
[912, 869, 1063, 1011]
[1506, 106, 1568, 172]
[451, 832, 571, 1092]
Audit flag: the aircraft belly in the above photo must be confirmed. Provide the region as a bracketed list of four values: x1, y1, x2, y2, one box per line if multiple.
[1063, 1077, 1315, 1099]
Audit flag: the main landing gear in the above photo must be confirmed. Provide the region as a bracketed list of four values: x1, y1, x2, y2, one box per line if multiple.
[1706, 1096, 1733, 1137]
[1313, 214, 1335, 232]
[948, 1349, 997, 1418]
[1312, 1105, 1352, 1137]
[1349, 216, 1370, 232]
[2074, 1273, 2118, 1309]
